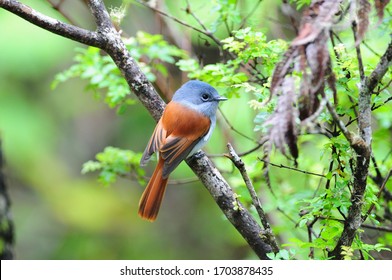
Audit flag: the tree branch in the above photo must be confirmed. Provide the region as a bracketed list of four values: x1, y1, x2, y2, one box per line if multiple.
[186, 152, 273, 259]
[329, 39, 392, 259]
[0, 0, 274, 259]
[225, 143, 279, 253]
[87, 0, 113, 32]
[319, 216, 392, 233]
[259, 159, 326, 178]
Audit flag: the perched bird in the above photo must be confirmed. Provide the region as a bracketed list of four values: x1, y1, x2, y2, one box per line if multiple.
[139, 80, 227, 221]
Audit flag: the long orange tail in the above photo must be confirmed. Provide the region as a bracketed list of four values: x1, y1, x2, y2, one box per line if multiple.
[138, 158, 168, 221]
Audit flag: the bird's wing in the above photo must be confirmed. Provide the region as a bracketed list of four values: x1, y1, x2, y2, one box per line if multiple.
[160, 102, 211, 178]
[140, 119, 167, 166]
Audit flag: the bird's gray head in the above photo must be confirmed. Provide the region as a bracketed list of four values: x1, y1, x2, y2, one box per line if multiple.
[172, 80, 227, 118]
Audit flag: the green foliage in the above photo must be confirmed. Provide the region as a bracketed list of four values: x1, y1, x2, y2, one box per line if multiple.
[127, 31, 188, 75]
[52, 31, 187, 113]
[352, 234, 391, 260]
[284, 219, 343, 258]
[223, 28, 287, 70]
[177, 27, 287, 99]
[52, 46, 133, 114]
[82, 146, 144, 186]
[177, 58, 248, 97]
[209, 0, 241, 32]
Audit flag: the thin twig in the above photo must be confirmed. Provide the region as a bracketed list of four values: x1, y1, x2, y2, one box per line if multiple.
[259, 159, 326, 178]
[239, 0, 263, 29]
[371, 155, 383, 185]
[307, 224, 315, 259]
[326, 99, 357, 146]
[184, 0, 221, 45]
[374, 79, 392, 94]
[276, 207, 297, 225]
[363, 41, 381, 57]
[238, 141, 265, 157]
[207, 139, 266, 158]
[346, 94, 392, 127]
[281, 0, 299, 35]
[218, 107, 256, 143]
[144, 0, 266, 82]
[360, 223, 392, 233]
[352, 23, 365, 81]
[371, 96, 392, 110]
[319, 216, 392, 233]
[382, 148, 392, 165]
[136, 0, 221, 46]
[226, 143, 279, 253]
[362, 169, 392, 223]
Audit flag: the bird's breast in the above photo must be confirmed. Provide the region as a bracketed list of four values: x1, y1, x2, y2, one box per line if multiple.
[162, 102, 211, 139]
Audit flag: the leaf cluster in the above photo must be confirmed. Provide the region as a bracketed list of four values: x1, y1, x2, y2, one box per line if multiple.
[82, 146, 144, 186]
[178, 27, 287, 98]
[52, 31, 187, 113]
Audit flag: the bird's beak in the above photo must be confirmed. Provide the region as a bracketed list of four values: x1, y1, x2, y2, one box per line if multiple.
[216, 96, 228, 102]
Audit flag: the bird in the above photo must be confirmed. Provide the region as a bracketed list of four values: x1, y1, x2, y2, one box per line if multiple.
[138, 80, 227, 221]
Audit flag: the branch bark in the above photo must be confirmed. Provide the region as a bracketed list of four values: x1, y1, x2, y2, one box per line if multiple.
[0, 0, 274, 259]
[329, 39, 392, 259]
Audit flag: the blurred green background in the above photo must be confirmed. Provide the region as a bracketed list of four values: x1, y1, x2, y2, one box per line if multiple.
[0, 0, 276, 259]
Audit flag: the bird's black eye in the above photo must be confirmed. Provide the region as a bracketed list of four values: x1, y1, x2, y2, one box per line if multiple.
[201, 93, 210, 101]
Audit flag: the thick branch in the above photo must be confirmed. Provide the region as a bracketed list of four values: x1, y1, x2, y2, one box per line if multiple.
[186, 152, 273, 259]
[0, 0, 274, 259]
